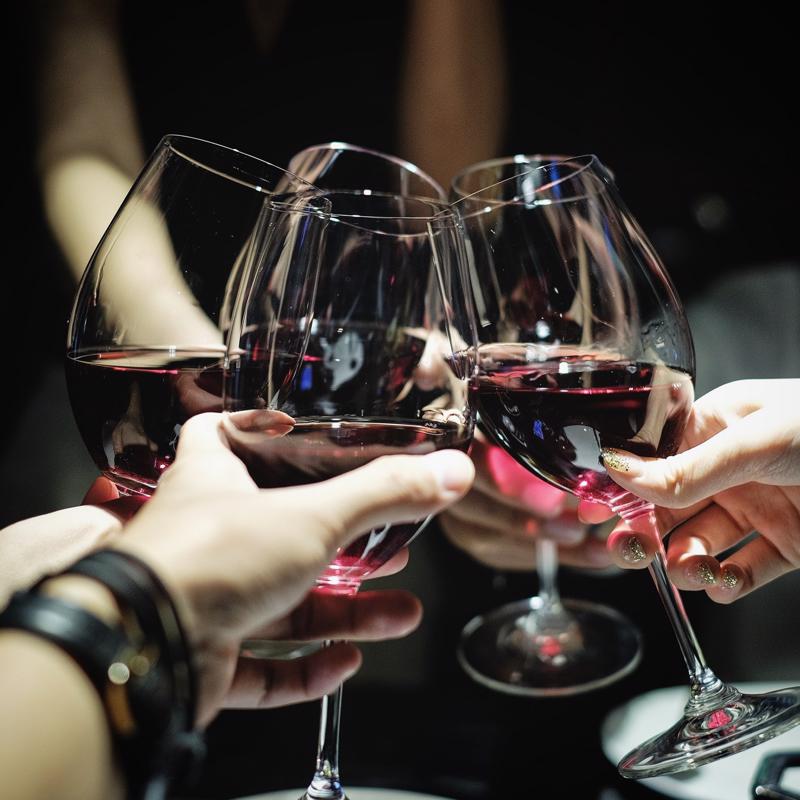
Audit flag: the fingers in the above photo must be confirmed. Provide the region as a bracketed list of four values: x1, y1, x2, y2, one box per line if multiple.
[441, 513, 538, 571]
[256, 588, 423, 642]
[606, 511, 662, 570]
[663, 503, 749, 590]
[471, 434, 566, 517]
[225, 643, 362, 710]
[82, 477, 119, 505]
[81, 477, 145, 521]
[174, 412, 230, 457]
[578, 499, 615, 524]
[364, 548, 409, 579]
[710, 535, 794, 604]
[602, 405, 800, 509]
[296, 449, 475, 552]
[160, 412, 256, 494]
[663, 484, 800, 601]
[440, 511, 611, 570]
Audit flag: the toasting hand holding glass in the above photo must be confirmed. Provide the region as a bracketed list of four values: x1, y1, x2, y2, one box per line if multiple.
[583, 378, 800, 600]
[452, 154, 800, 777]
[223, 190, 477, 800]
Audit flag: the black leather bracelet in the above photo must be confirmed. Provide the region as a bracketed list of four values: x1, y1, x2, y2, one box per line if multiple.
[61, 550, 204, 798]
[63, 549, 198, 730]
[0, 591, 131, 694]
[0, 591, 174, 799]
[2, 549, 206, 800]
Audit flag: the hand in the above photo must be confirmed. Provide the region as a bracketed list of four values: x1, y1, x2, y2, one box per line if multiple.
[115, 412, 475, 725]
[596, 379, 800, 602]
[440, 430, 612, 570]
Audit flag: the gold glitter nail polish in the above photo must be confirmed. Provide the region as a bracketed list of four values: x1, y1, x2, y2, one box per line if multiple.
[620, 535, 646, 563]
[688, 561, 716, 586]
[601, 449, 631, 472]
[721, 568, 739, 590]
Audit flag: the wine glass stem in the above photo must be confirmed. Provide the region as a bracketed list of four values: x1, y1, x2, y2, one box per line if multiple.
[616, 497, 736, 714]
[535, 537, 562, 610]
[305, 641, 346, 800]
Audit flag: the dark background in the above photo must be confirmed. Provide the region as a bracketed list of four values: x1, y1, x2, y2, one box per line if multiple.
[6, 3, 800, 798]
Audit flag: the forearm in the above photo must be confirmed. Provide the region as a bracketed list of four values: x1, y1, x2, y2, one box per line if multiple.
[0, 576, 126, 800]
[399, 0, 508, 189]
[35, 0, 145, 281]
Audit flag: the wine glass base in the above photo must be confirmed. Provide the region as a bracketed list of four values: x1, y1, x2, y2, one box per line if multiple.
[458, 597, 642, 697]
[236, 789, 455, 800]
[618, 686, 800, 778]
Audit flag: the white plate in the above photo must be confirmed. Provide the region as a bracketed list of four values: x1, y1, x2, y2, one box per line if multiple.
[236, 790, 457, 800]
[601, 682, 800, 799]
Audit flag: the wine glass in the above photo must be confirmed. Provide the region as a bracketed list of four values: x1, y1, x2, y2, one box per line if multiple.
[450, 154, 642, 697]
[66, 134, 314, 497]
[287, 141, 446, 199]
[223, 190, 477, 800]
[452, 154, 800, 777]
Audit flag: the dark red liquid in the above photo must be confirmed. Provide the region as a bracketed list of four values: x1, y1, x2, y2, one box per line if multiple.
[65, 349, 225, 494]
[477, 348, 693, 504]
[225, 416, 470, 589]
[227, 320, 427, 416]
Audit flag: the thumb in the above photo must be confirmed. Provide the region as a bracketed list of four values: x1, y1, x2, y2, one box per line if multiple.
[288, 449, 475, 549]
[601, 406, 789, 509]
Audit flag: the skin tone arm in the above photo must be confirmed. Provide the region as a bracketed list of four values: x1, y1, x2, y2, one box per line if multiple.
[0, 413, 474, 800]
[35, 0, 222, 345]
[398, 0, 508, 190]
[35, 0, 144, 280]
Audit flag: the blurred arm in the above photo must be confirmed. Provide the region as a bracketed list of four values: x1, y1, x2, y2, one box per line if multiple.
[35, 0, 145, 282]
[399, 0, 508, 189]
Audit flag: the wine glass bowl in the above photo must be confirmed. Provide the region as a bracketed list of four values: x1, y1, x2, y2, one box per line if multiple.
[223, 189, 477, 798]
[287, 141, 446, 199]
[65, 135, 313, 496]
[450, 154, 651, 696]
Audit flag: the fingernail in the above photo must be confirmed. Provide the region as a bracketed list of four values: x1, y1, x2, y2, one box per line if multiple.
[685, 559, 718, 587]
[425, 450, 475, 495]
[601, 448, 640, 475]
[720, 566, 740, 592]
[619, 535, 647, 563]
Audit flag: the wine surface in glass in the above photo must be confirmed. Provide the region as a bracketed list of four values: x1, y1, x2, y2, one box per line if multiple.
[227, 417, 470, 590]
[65, 348, 225, 494]
[476, 346, 693, 504]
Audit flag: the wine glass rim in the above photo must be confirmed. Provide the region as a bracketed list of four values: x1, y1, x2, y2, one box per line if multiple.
[290, 141, 447, 200]
[160, 133, 315, 193]
[450, 154, 605, 212]
[451, 152, 578, 196]
[270, 188, 458, 225]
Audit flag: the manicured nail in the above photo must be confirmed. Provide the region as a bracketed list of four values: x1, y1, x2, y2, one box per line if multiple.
[425, 450, 475, 495]
[686, 560, 717, 587]
[720, 566, 740, 591]
[619, 535, 647, 563]
[601, 448, 639, 474]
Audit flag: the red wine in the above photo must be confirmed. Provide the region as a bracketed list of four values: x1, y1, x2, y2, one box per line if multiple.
[225, 416, 470, 589]
[476, 347, 693, 504]
[66, 349, 225, 494]
[227, 320, 427, 416]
